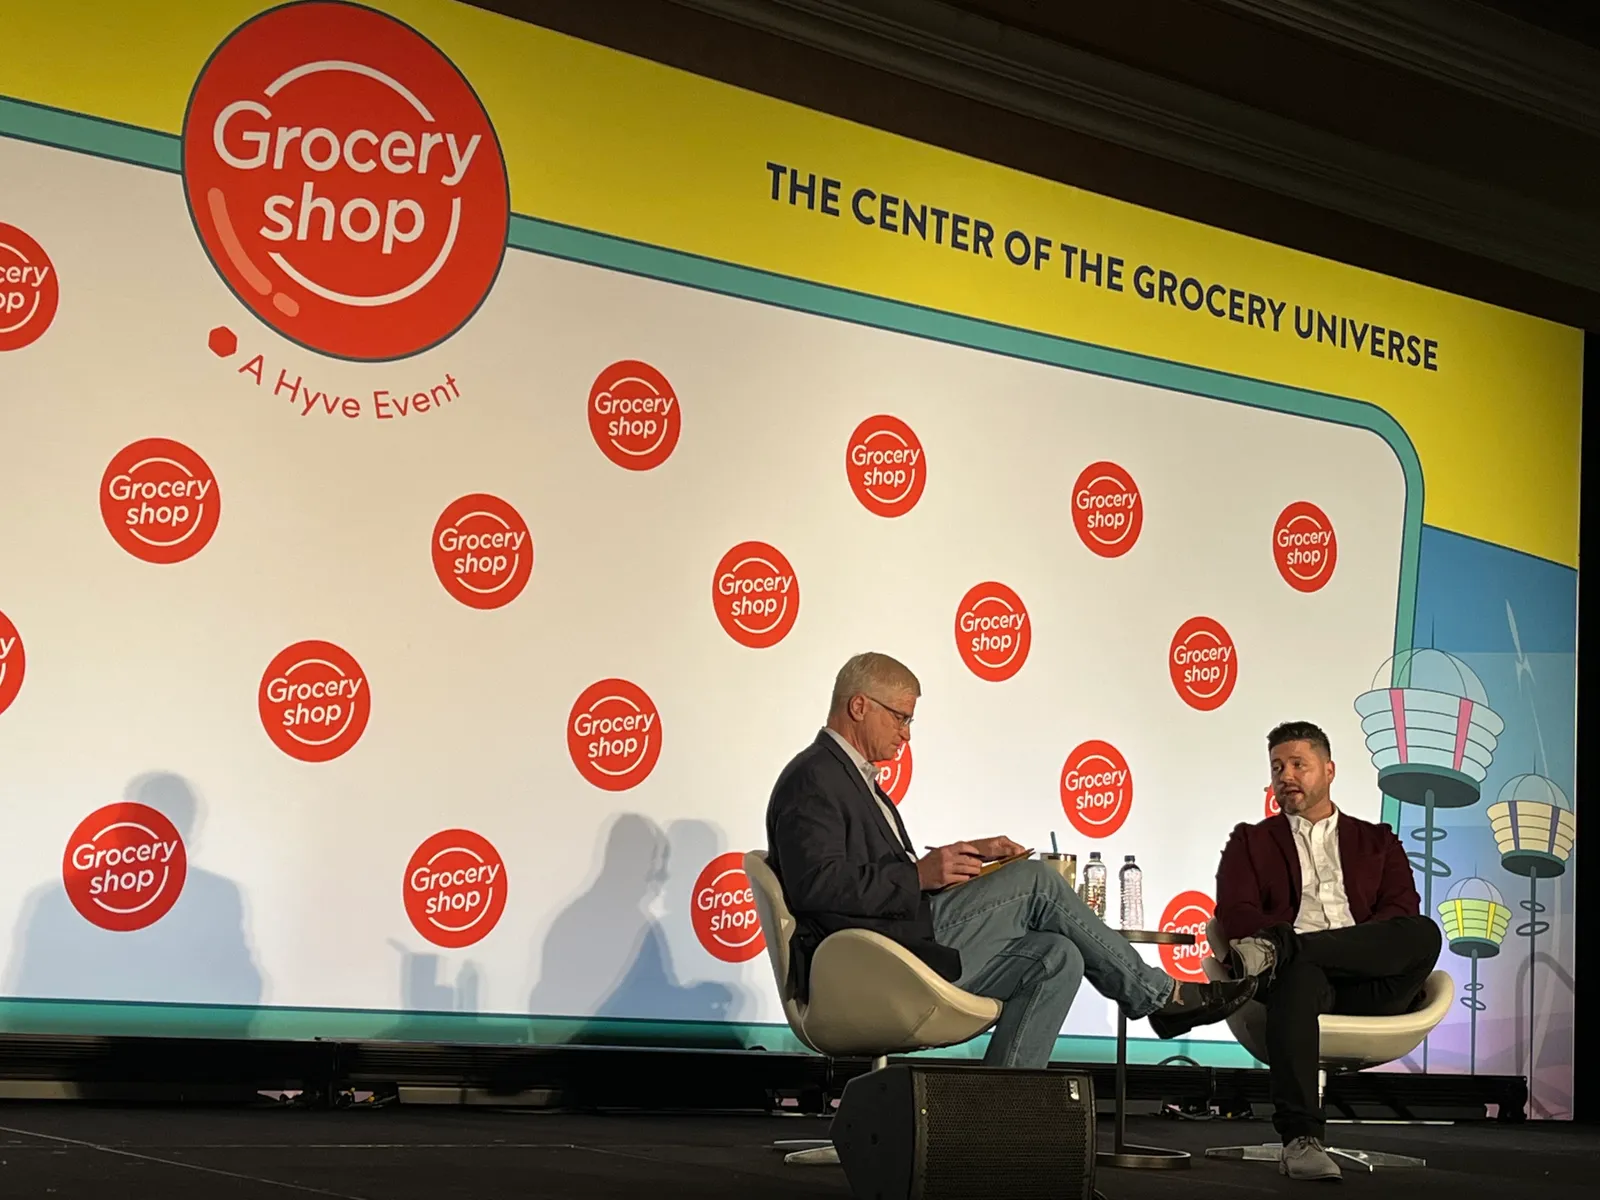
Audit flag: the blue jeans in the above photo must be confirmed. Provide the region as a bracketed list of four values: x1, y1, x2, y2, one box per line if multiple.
[929, 860, 1176, 1068]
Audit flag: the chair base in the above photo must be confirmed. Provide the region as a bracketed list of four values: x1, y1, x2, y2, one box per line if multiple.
[1329, 1147, 1427, 1171]
[782, 1144, 840, 1165]
[1205, 1143, 1281, 1164]
[1205, 1142, 1427, 1171]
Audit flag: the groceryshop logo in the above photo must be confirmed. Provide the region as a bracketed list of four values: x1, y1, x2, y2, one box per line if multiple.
[182, 1, 509, 361]
[1060, 740, 1132, 839]
[99, 438, 221, 564]
[692, 852, 766, 963]
[404, 828, 507, 948]
[846, 414, 926, 517]
[875, 742, 913, 804]
[431, 493, 533, 609]
[0, 222, 60, 352]
[1071, 461, 1142, 558]
[258, 639, 371, 761]
[713, 542, 799, 649]
[63, 802, 188, 932]
[1158, 890, 1214, 983]
[1169, 616, 1237, 711]
[0, 609, 25, 718]
[954, 582, 1031, 682]
[1272, 501, 1337, 593]
[567, 679, 662, 791]
[589, 360, 681, 471]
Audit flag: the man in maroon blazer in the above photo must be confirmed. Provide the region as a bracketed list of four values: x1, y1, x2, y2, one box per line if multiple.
[1214, 721, 1442, 1181]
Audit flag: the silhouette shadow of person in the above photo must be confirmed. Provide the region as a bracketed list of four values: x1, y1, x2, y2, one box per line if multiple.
[390, 942, 481, 1014]
[527, 813, 746, 1045]
[3, 771, 265, 1037]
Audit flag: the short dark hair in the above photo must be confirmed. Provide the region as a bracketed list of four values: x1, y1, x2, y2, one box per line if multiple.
[1268, 721, 1331, 758]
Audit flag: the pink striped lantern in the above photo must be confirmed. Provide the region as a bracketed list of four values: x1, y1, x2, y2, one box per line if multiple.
[1353, 648, 1505, 1002]
[1355, 649, 1504, 811]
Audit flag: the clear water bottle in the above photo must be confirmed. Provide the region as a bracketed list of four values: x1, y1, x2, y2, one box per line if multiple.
[1119, 854, 1144, 931]
[1082, 852, 1107, 919]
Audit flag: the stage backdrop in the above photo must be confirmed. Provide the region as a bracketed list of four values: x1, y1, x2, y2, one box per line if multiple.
[0, 0, 1582, 1118]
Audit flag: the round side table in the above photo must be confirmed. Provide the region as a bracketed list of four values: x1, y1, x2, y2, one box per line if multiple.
[1098, 929, 1195, 1170]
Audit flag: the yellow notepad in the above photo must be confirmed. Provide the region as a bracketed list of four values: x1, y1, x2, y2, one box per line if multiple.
[947, 849, 1035, 886]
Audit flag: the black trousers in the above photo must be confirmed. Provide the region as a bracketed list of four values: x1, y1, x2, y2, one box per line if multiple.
[1255, 915, 1443, 1141]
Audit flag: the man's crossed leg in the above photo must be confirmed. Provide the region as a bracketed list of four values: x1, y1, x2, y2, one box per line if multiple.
[929, 860, 1256, 1068]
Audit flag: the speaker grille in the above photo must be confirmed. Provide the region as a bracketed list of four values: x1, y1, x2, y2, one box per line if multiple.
[916, 1070, 1093, 1200]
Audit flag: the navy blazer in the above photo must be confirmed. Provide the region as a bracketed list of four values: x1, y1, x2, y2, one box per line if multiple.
[765, 732, 961, 1002]
[1214, 809, 1420, 943]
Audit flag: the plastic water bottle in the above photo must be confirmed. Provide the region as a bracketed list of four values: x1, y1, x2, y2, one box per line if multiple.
[1119, 854, 1144, 931]
[1082, 852, 1107, 919]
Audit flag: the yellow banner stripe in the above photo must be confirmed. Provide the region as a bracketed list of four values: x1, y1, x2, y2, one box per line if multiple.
[0, 0, 1580, 566]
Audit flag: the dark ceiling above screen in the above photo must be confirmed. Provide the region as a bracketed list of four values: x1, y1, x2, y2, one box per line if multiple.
[471, 0, 1600, 330]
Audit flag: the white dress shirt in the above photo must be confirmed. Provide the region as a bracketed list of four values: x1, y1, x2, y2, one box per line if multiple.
[1289, 808, 1355, 933]
[822, 728, 915, 858]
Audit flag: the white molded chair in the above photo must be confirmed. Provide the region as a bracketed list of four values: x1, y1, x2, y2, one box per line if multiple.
[1200, 919, 1456, 1171]
[743, 850, 1002, 1164]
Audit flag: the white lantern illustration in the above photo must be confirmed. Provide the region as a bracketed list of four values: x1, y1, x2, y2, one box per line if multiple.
[1355, 649, 1504, 919]
[1486, 773, 1575, 1108]
[1355, 649, 1502, 1070]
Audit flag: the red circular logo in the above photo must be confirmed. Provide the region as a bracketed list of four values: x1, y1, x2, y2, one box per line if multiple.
[589, 360, 681, 471]
[1272, 501, 1337, 592]
[0, 609, 24, 717]
[875, 742, 914, 804]
[62, 802, 188, 932]
[258, 639, 371, 761]
[0, 223, 60, 351]
[1060, 740, 1133, 838]
[955, 582, 1031, 681]
[403, 828, 507, 948]
[692, 852, 766, 963]
[1265, 784, 1280, 818]
[713, 542, 799, 648]
[1169, 617, 1237, 711]
[182, 1, 509, 362]
[567, 679, 662, 791]
[431, 493, 533, 609]
[1158, 890, 1215, 982]
[846, 414, 926, 518]
[99, 438, 221, 564]
[1071, 461, 1142, 558]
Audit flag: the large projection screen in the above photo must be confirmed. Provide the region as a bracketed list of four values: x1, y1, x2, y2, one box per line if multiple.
[0, 137, 1415, 1050]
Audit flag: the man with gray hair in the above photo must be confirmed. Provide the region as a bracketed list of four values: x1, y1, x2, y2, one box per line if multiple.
[765, 651, 1256, 1069]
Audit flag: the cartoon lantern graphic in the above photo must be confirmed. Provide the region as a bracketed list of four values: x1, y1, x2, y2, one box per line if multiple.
[1437, 876, 1511, 1074]
[1487, 773, 1575, 1102]
[1354, 649, 1504, 921]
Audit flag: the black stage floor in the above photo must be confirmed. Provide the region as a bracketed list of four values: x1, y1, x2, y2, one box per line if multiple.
[0, 1104, 1594, 1198]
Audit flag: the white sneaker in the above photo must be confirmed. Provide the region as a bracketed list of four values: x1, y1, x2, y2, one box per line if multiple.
[1227, 936, 1277, 979]
[1280, 1136, 1342, 1181]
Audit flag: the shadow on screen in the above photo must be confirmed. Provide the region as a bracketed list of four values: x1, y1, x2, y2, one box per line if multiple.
[526, 813, 750, 1047]
[363, 942, 486, 1042]
[2, 771, 266, 1037]
[392, 947, 481, 1013]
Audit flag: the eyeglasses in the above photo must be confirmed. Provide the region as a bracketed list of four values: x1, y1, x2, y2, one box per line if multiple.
[865, 695, 914, 727]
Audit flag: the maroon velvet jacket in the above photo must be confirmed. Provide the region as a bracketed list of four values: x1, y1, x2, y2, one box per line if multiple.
[1214, 809, 1421, 943]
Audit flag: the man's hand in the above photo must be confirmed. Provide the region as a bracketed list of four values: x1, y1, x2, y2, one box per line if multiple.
[970, 836, 1026, 861]
[917, 843, 983, 890]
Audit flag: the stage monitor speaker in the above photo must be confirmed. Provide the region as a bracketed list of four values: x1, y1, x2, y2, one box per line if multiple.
[832, 1064, 1097, 1200]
